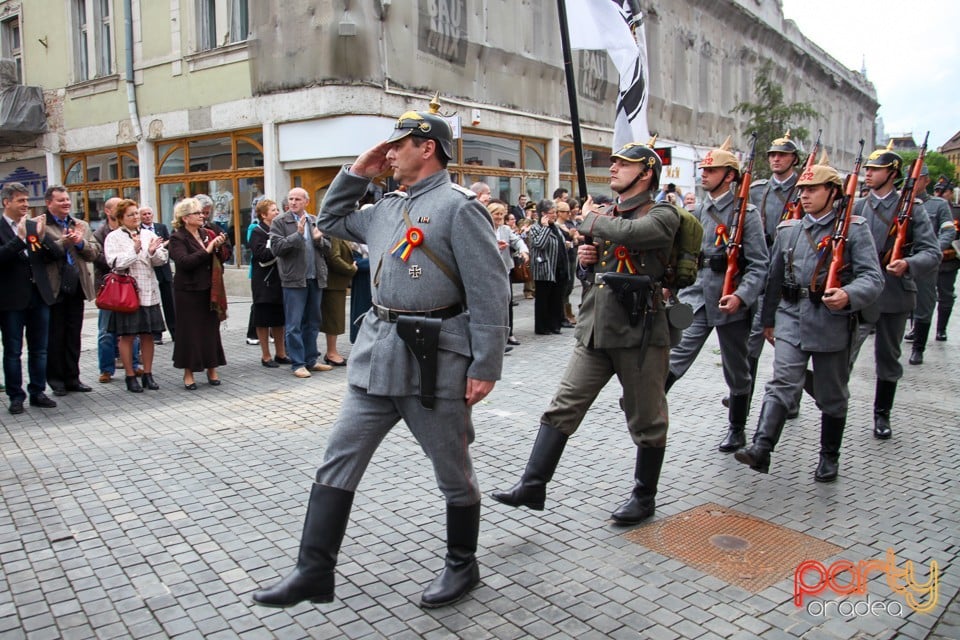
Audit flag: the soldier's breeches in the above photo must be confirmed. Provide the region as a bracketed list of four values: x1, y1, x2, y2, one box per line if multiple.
[913, 272, 937, 322]
[542, 343, 670, 447]
[669, 309, 713, 380]
[764, 340, 850, 417]
[669, 310, 751, 395]
[747, 296, 767, 359]
[849, 311, 910, 382]
[316, 385, 481, 506]
[938, 270, 957, 312]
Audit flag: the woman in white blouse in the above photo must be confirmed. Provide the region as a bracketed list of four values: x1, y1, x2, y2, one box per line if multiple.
[104, 199, 169, 393]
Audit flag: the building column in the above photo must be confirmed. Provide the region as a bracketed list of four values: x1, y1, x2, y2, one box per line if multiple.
[262, 120, 284, 201]
[138, 138, 156, 209]
[45, 151, 62, 186]
[547, 136, 560, 197]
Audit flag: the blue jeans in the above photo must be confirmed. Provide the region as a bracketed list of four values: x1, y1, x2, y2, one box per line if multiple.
[98, 310, 141, 375]
[283, 280, 323, 370]
[1, 288, 50, 402]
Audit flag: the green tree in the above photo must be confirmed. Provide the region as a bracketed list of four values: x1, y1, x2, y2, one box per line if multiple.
[898, 150, 957, 194]
[734, 60, 820, 179]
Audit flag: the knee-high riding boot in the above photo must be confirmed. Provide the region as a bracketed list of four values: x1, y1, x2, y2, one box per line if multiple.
[252, 484, 354, 608]
[491, 424, 568, 510]
[664, 370, 678, 393]
[420, 502, 481, 608]
[719, 393, 750, 452]
[814, 414, 845, 482]
[873, 379, 896, 439]
[734, 401, 788, 473]
[936, 307, 951, 341]
[909, 321, 930, 365]
[611, 447, 665, 525]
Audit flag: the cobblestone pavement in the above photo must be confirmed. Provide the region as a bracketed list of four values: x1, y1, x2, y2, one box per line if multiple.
[1, 288, 957, 639]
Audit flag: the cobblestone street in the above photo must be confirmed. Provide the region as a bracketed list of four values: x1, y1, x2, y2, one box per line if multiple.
[1, 290, 957, 639]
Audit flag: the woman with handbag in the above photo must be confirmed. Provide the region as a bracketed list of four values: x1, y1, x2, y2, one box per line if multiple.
[488, 201, 528, 346]
[168, 197, 228, 390]
[249, 199, 289, 367]
[103, 199, 168, 392]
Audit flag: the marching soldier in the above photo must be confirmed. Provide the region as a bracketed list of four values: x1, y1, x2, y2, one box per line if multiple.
[666, 136, 769, 453]
[903, 165, 952, 363]
[491, 140, 680, 525]
[735, 155, 883, 481]
[252, 98, 509, 609]
[933, 181, 959, 340]
[848, 144, 940, 439]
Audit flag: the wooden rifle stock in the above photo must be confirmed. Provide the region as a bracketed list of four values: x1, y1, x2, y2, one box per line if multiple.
[722, 133, 758, 297]
[783, 130, 822, 221]
[885, 131, 929, 265]
[824, 140, 865, 290]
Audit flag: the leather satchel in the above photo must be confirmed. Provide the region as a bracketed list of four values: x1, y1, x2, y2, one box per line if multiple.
[510, 260, 531, 284]
[95, 272, 140, 313]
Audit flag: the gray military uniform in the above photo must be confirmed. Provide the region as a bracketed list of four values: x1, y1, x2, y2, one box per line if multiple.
[670, 188, 769, 394]
[848, 191, 940, 380]
[760, 213, 883, 416]
[541, 192, 679, 447]
[913, 194, 952, 322]
[747, 173, 798, 357]
[315, 167, 510, 506]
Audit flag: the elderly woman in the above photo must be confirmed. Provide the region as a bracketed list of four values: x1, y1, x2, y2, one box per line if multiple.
[528, 199, 567, 335]
[488, 200, 528, 345]
[168, 197, 228, 390]
[104, 199, 169, 392]
[249, 198, 289, 367]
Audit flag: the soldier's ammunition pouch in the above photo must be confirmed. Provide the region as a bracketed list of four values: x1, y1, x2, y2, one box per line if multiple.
[597, 272, 653, 327]
[395, 316, 442, 410]
[782, 283, 823, 306]
[706, 252, 727, 273]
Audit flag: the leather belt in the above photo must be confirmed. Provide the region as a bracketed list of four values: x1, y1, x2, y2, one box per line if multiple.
[372, 302, 464, 323]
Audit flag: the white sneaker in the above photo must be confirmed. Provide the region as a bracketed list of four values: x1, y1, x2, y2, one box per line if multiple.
[246, 338, 260, 345]
[293, 367, 311, 378]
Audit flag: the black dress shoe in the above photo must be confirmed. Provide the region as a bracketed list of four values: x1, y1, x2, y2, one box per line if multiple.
[184, 382, 198, 391]
[261, 359, 280, 368]
[66, 382, 92, 392]
[51, 386, 68, 397]
[8, 399, 24, 414]
[323, 355, 347, 367]
[273, 355, 292, 365]
[550, 329, 562, 335]
[125, 376, 144, 393]
[141, 373, 160, 390]
[29, 393, 57, 408]
[507, 337, 520, 346]
[207, 377, 222, 386]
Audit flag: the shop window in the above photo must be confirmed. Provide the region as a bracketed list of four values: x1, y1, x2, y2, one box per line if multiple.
[61, 147, 139, 225]
[450, 130, 548, 206]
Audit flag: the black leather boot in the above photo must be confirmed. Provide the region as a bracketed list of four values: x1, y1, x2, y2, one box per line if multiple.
[611, 447, 665, 525]
[734, 401, 788, 473]
[491, 424, 568, 510]
[908, 322, 930, 365]
[719, 394, 750, 452]
[903, 324, 915, 341]
[125, 376, 143, 393]
[252, 484, 354, 608]
[936, 307, 950, 341]
[420, 502, 481, 608]
[141, 373, 160, 390]
[664, 370, 678, 393]
[814, 414, 845, 482]
[873, 380, 896, 440]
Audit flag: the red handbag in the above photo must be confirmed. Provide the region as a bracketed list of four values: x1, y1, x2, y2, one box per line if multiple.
[95, 272, 141, 313]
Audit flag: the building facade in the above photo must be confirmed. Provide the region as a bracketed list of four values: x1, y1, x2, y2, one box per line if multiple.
[0, 0, 877, 268]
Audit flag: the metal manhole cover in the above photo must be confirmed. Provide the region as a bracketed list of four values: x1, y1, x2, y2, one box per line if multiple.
[625, 502, 843, 592]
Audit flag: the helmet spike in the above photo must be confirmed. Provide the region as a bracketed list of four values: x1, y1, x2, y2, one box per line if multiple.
[429, 92, 441, 115]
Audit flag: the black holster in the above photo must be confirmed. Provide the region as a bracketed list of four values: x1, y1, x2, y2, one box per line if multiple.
[600, 273, 653, 327]
[396, 316, 443, 410]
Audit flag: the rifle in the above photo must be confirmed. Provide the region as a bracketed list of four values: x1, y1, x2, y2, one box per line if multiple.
[722, 133, 758, 297]
[883, 131, 929, 266]
[824, 140, 865, 290]
[782, 129, 822, 221]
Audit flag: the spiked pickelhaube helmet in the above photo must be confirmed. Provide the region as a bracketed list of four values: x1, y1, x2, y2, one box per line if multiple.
[611, 136, 662, 180]
[865, 141, 903, 175]
[385, 93, 454, 162]
[768, 130, 801, 166]
[796, 150, 843, 188]
[701, 136, 740, 173]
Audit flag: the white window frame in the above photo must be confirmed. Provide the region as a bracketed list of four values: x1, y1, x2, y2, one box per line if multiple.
[0, 11, 22, 84]
[71, 0, 113, 82]
[195, 0, 248, 52]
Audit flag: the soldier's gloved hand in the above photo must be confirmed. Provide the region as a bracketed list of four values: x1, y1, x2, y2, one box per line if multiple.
[822, 287, 849, 311]
[577, 243, 598, 267]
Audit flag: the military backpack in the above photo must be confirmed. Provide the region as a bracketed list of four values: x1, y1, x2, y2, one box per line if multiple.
[660, 203, 704, 289]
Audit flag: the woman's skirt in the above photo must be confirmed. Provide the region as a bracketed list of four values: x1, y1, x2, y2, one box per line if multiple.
[253, 302, 284, 328]
[109, 304, 165, 336]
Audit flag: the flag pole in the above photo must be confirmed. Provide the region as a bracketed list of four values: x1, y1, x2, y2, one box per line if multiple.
[556, 0, 589, 202]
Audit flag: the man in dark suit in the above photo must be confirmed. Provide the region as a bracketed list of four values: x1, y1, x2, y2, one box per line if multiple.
[0, 182, 61, 414]
[140, 205, 175, 343]
[43, 185, 101, 396]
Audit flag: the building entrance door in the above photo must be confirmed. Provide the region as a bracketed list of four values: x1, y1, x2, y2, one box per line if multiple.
[290, 167, 341, 212]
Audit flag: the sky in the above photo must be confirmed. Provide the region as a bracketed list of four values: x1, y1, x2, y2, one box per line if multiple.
[780, 0, 960, 149]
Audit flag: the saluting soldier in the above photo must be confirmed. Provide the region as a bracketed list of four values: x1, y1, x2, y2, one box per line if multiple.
[666, 136, 769, 453]
[932, 181, 959, 340]
[903, 166, 953, 362]
[492, 141, 680, 525]
[849, 144, 940, 439]
[252, 98, 509, 610]
[735, 155, 883, 481]
[741, 132, 802, 414]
